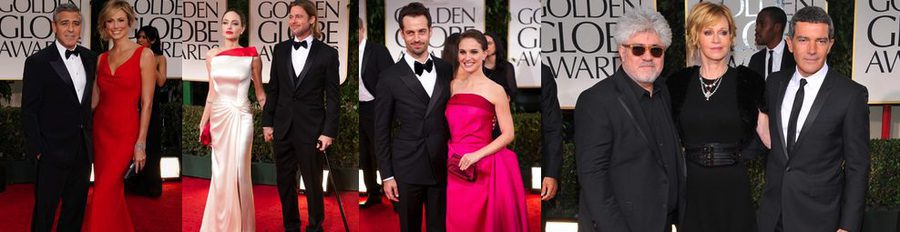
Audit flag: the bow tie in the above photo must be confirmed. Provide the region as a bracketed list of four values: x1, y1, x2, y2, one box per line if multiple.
[292, 40, 308, 50]
[414, 59, 434, 76]
[65, 49, 79, 59]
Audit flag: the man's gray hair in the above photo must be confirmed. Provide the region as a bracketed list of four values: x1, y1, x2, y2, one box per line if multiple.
[614, 7, 672, 47]
[52, 3, 82, 22]
[787, 6, 833, 38]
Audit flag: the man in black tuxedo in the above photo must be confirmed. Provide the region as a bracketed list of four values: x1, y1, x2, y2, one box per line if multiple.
[758, 7, 869, 232]
[22, 3, 97, 231]
[749, 7, 795, 80]
[262, 1, 340, 231]
[540, 64, 562, 202]
[358, 17, 394, 208]
[375, 2, 452, 231]
[574, 8, 685, 232]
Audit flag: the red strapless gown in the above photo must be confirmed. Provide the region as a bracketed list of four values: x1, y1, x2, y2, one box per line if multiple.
[84, 47, 144, 232]
[445, 93, 529, 232]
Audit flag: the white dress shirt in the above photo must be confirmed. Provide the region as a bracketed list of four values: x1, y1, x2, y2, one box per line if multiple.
[404, 54, 436, 97]
[359, 38, 375, 102]
[291, 35, 314, 80]
[765, 39, 787, 79]
[56, 41, 86, 103]
[781, 64, 828, 144]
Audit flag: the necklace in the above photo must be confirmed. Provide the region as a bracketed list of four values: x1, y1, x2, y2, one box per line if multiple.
[698, 74, 724, 101]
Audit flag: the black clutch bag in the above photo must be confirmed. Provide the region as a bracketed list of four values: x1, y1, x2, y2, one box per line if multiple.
[448, 153, 476, 182]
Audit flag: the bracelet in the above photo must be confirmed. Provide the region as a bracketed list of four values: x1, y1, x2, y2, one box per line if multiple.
[134, 143, 146, 150]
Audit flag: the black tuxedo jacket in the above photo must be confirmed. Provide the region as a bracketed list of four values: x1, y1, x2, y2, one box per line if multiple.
[574, 68, 686, 232]
[541, 64, 562, 179]
[749, 45, 796, 78]
[758, 68, 870, 232]
[360, 41, 393, 98]
[374, 55, 451, 186]
[22, 44, 97, 164]
[262, 39, 340, 143]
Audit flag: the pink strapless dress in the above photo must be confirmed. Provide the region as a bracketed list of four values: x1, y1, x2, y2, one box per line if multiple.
[445, 93, 528, 232]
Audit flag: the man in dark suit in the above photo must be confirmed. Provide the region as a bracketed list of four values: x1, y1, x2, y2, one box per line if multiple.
[22, 3, 97, 231]
[574, 8, 685, 232]
[358, 17, 394, 208]
[262, 1, 340, 231]
[375, 2, 452, 231]
[540, 64, 562, 202]
[758, 7, 869, 232]
[749, 6, 795, 80]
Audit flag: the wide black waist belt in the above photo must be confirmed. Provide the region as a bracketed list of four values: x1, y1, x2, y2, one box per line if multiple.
[684, 143, 742, 167]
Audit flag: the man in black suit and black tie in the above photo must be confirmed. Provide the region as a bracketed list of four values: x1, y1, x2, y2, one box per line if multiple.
[749, 7, 796, 80]
[375, 2, 452, 231]
[758, 6, 869, 232]
[540, 63, 562, 202]
[358, 17, 395, 208]
[261, 1, 340, 231]
[22, 3, 97, 231]
[574, 8, 685, 232]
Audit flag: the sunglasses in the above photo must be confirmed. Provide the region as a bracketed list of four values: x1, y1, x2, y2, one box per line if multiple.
[622, 44, 665, 58]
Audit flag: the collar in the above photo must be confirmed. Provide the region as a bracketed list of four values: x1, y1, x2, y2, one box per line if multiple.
[404, 53, 433, 73]
[359, 38, 367, 51]
[293, 34, 313, 46]
[791, 63, 828, 86]
[770, 39, 786, 54]
[56, 40, 77, 60]
[623, 71, 661, 98]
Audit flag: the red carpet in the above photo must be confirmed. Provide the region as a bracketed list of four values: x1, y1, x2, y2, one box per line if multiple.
[0, 182, 182, 231]
[359, 192, 542, 232]
[183, 177, 359, 232]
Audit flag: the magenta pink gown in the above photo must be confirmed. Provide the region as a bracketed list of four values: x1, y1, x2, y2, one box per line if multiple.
[445, 93, 529, 232]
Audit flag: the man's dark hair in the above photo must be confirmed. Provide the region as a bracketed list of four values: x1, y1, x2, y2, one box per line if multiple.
[397, 2, 431, 29]
[759, 6, 787, 33]
[787, 6, 834, 39]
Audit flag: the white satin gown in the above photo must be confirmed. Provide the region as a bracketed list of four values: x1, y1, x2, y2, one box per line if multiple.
[199, 47, 258, 232]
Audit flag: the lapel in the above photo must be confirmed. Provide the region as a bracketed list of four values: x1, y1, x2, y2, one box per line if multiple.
[49, 47, 79, 104]
[781, 50, 795, 68]
[424, 56, 446, 117]
[79, 46, 95, 105]
[772, 73, 791, 159]
[283, 42, 298, 87]
[791, 71, 834, 155]
[396, 57, 431, 106]
[360, 42, 372, 77]
[611, 70, 658, 159]
[295, 39, 319, 90]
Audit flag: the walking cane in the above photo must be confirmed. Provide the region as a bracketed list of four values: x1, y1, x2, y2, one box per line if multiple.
[319, 141, 350, 232]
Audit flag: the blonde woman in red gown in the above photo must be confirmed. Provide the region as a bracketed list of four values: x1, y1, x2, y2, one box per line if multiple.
[84, 1, 156, 231]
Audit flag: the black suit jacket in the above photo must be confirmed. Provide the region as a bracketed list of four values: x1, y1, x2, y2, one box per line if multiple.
[262, 39, 340, 143]
[758, 68, 870, 232]
[374, 55, 451, 185]
[22, 44, 97, 164]
[541, 64, 562, 179]
[574, 68, 686, 232]
[749, 45, 796, 78]
[360, 41, 393, 98]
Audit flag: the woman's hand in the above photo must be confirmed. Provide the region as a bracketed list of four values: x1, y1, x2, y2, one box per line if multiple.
[133, 143, 147, 173]
[459, 153, 483, 171]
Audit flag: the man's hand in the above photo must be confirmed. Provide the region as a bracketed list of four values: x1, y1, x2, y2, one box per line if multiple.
[383, 179, 400, 202]
[263, 127, 274, 142]
[541, 177, 559, 201]
[317, 135, 333, 152]
[36, 153, 41, 161]
[837, 229, 848, 232]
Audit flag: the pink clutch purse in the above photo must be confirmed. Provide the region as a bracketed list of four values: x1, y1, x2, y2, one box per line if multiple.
[200, 123, 211, 146]
[448, 153, 476, 182]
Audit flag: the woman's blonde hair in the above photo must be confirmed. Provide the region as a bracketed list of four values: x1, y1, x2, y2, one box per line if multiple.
[97, 0, 136, 41]
[685, 2, 736, 66]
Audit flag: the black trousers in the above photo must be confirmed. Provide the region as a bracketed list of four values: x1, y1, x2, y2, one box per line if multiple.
[31, 142, 91, 232]
[397, 181, 446, 232]
[359, 101, 381, 195]
[275, 130, 325, 232]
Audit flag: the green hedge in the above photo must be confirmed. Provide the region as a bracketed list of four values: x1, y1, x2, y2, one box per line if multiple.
[544, 140, 900, 218]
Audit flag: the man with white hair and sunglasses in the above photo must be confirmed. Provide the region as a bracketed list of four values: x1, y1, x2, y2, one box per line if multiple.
[574, 7, 685, 232]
